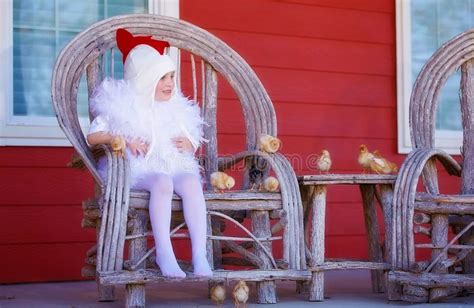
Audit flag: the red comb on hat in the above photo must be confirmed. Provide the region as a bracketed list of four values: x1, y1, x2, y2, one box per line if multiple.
[116, 28, 170, 63]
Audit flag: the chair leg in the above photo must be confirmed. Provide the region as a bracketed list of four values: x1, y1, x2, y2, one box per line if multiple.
[125, 209, 148, 308]
[360, 184, 385, 293]
[429, 214, 449, 302]
[295, 281, 310, 294]
[209, 216, 219, 269]
[97, 282, 115, 302]
[207, 214, 218, 299]
[126, 284, 146, 308]
[379, 185, 402, 300]
[251, 210, 277, 303]
[309, 185, 326, 302]
[387, 275, 402, 301]
[95, 220, 116, 302]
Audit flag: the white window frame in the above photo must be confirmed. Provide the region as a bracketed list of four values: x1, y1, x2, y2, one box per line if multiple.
[397, 0, 463, 155]
[0, 0, 179, 146]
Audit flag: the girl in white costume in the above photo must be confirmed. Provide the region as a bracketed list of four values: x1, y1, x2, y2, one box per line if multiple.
[87, 29, 212, 278]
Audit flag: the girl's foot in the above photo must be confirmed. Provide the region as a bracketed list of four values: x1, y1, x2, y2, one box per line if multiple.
[193, 257, 213, 277]
[156, 254, 186, 278]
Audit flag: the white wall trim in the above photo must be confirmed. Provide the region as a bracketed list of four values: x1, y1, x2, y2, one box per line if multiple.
[149, 0, 179, 17]
[396, 0, 412, 154]
[0, 0, 179, 147]
[396, 0, 462, 155]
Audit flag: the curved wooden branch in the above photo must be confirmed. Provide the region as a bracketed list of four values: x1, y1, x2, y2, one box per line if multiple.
[217, 149, 305, 269]
[97, 146, 114, 271]
[129, 222, 187, 271]
[208, 210, 278, 269]
[425, 222, 474, 273]
[96, 145, 130, 272]
[218, 233, 265, 268]
[392, 148, 462, 270]
[410, 29, 474, 148]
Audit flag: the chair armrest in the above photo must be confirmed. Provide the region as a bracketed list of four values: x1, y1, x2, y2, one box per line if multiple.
[392, 148, 461, 270]
[219, 150, 306, 270]
[96, 144, 131, 273]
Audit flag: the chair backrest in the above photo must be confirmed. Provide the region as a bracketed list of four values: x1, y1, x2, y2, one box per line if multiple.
[391, 29, 473, 279]
[52, 14, 277, 187]
[409, 29, 474, 194]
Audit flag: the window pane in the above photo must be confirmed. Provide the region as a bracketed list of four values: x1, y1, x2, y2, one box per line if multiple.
[108, 0, 148, 15]
[57, 1, 104, 30]
[12, 0, 147, 118]
[13, 0, 55, 28]
[410, 0, 474, 132]
[13, 28, 55, 116]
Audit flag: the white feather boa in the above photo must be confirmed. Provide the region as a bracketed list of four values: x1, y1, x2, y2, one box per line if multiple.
[90, 78, 207, 186]
[90, 78, 153, 143]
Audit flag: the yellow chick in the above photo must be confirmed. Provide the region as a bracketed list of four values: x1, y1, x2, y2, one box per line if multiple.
[369, 150, 398, 174]
[263, 176, 279, 192]
[210, 284, 226, 307]
[233, 280, 249, 308]
[358, 144, 374, 172]
[259, 134, 282, 153]
[316, 149, 332, 173]
[210, 171, 235, 192]
[110, 136, 126, 157]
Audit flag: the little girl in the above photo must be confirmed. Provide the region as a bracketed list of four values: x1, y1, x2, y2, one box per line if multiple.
[87, 29, 212, 278]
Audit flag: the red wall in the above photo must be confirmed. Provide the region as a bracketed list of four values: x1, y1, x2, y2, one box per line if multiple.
[0, 148, 96, 282]
[1, 0, 443, 283]
[181, 0, 397, 260]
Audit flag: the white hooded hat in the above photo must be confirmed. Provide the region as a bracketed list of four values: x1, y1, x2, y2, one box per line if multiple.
[123, 44, 176, 105]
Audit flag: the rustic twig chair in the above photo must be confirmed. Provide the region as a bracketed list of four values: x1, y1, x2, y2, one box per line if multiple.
[388, 29, 474, 302]
[51, 14, 306, 306]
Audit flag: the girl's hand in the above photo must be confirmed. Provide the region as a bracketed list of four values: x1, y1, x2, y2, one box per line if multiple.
[172, 137, 194, 153]
[127, 138, 149, 157]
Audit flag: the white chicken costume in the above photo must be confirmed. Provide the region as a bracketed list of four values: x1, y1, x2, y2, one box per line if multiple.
[87, 29, 212, 278]
[89, 45, 206, 187]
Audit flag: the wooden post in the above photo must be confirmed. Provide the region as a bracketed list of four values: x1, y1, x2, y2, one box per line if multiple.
[206, 213, 215, 271]
[309, 185, 326, 301]
[207, 213, 221, 299]
[202, 63, 218, 187]
[210, 218, 222, 269]
[125, 209, 148, 308]
[402, 284, 430, 302]
[429, 213, 449, 302]
[421, 158, 448, 302]
[379, 184, 401, 300]
[360, 184, 385, 293]
[251, 210, 277, 303]
[202, 63, 221, 300]
[96, 218, 115, 301]
[296, 184, 314, 294]
[460, 59, 474, 286]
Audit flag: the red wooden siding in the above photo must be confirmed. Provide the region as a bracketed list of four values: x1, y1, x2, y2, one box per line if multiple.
[0, 0, 461, 283]
[180, 0, 398, 263]
[0, 147, 95, 282]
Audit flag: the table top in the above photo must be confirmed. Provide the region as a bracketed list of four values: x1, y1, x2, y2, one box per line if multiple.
[298, 174, 397, 185]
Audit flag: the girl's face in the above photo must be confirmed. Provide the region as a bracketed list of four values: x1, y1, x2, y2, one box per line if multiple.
[155, 71, 175, 101]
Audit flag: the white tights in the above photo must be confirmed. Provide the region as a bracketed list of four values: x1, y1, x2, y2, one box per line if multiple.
[134, 172, 212, 278]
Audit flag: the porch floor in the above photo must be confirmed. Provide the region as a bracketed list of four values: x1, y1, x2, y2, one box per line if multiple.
[1, 270, 473, 307]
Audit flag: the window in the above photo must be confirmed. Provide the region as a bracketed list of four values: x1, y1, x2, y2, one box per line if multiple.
[396, 0, 472, 154]
[0, 0, 179, 146]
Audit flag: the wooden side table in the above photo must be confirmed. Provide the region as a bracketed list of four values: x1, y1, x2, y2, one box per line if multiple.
[298, 174, 397, 301]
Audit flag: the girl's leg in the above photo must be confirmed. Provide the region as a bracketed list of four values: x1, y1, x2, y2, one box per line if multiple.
[173, 173, 213, 277]
[134, 173, 185, 278]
